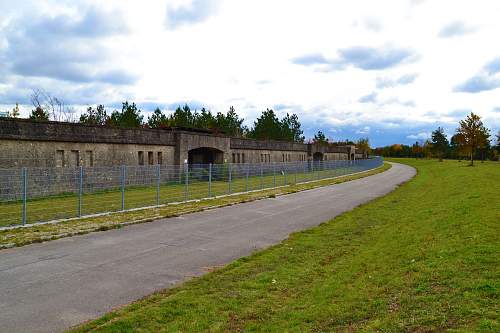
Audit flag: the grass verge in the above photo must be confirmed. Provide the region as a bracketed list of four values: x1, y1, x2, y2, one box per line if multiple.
[0, 163, 390, 250]
[1, 166, 366, 227]
[70, 159, 499, 332]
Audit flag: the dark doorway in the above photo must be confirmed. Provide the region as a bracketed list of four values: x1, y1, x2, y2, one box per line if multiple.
[313, 152, 323, 161]
[188, 147, 224, 165]
[350, 153, 355, 160]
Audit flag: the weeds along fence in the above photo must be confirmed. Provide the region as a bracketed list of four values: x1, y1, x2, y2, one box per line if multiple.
[0, 157, 383, 228]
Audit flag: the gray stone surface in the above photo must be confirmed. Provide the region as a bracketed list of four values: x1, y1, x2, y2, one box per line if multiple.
[0, 163, 415, 333]
[0, 118, 361, 168]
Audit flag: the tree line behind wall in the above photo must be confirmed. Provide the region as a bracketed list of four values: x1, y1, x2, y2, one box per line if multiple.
[20, 89, 305, 143]
[373, 113, 500, 164]
[78, 103, 305, 143]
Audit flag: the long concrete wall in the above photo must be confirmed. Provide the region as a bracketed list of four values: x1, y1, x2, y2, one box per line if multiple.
[0, 118, 358, 168]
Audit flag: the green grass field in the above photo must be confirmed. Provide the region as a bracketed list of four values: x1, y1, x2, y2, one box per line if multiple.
[70, 159, 499, 332]
[0, 164, 368, 227]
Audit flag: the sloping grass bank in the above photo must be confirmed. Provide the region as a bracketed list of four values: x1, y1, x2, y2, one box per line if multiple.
[0, 163, 390, 250]
[71, 159, 499, 332]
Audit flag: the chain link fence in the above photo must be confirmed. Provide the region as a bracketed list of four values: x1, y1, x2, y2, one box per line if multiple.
[0, 157, 383, 228]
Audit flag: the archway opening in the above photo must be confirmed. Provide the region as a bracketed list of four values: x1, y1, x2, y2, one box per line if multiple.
[188, 147, 224, 165]
[350, 153, 355, 160]
[313, 152, 323, 161]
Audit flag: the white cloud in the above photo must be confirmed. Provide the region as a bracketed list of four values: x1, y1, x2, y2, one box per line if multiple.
[0, 0, 499, 146]
[407, 132, 431, 140]
[438, 20, 476, 38]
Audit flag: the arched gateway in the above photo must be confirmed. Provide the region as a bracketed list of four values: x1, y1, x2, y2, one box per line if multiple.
[313, 152, 324, 161]
[188, 147, 224, 165]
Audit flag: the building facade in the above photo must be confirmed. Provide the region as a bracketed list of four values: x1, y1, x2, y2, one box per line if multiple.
[0, 118, 366, 168]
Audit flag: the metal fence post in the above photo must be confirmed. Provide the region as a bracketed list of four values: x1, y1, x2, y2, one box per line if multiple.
[120, 165, 125, 211]
[78, 166, 83, 217]
[304, 160, 307, 183]
[22, 167, 27, 225]
[245, 163, 249, 191]
[208, 163, 212, 197]
[228, 163, 232, 194]
[156, 164, 161, 207]
[260, 163, 264, 189]
[283, 162, 287, 186]
[184, 162, 188, 201]
[273, 162, 276, 188]
[294, 162, 297, 184]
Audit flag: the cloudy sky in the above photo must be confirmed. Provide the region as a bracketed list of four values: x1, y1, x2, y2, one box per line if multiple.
[1, 0, 499, 146]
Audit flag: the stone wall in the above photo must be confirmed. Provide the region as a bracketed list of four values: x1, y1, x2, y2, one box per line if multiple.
[0, 140, 175, 168]
[0, 117, 176, 145]
[0, 118, 357, 168]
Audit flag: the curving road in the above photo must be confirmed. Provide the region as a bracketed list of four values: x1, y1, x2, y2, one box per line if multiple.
[0, 162, 415, 333]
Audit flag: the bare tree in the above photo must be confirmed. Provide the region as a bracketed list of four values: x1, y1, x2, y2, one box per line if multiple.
[30, 88, 73, 122]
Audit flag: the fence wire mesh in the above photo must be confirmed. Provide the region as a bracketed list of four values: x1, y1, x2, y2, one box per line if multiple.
[0, 157, 383, 228]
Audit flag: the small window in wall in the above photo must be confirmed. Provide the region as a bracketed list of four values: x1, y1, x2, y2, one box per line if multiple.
[56, 150, 65, 167]
[157, 152, 163, 165]
[232, 153, 235, 163]
[85, 151, 93, 167]
[138, 151, 144, 165]
[237, 153, 241, 163]
[148, 151, 154, 165]
[71, 150, 80, 167]
[242, 153, 245, 163]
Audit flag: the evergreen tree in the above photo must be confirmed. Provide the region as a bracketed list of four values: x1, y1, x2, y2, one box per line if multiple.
[431, 127, 448, 161]
[248, 109, 304, 142]
[281, 113, 304, 142]
[109, 101, 144, 128]
[313, 130, 328, 144]
[215, 106, 246, 136]
[169, 104, 195, 128]
[195, 107, 216, 130]
[450, 133, 466, 161]
[79, 105, 109, 125]
[11, 103, 20, 118]
[147, 107, 168, 128]
[29, 106, 49, 121]
[248, 109, 282, 140]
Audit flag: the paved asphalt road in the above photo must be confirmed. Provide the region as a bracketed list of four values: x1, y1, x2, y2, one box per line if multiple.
[0, 162, 415, 333]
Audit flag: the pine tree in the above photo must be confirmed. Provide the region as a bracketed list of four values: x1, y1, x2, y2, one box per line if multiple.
[11, 103, 20, 118]
[80, 105, 109, 125]
[29, 106, 49, 121]
[313, 131, 328, 144]
[108, 102, 144, 128]
[431, 127, 448, 161]
[147, 108, 168, 128]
